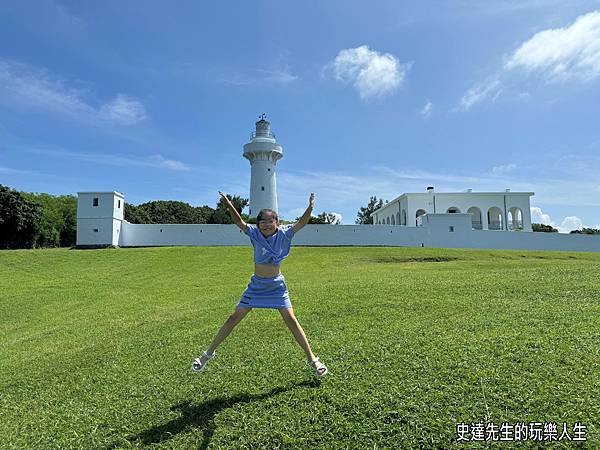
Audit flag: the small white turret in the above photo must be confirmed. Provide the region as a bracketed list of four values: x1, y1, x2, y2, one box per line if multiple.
[243, 114, 283, 217]
[76, 191, 124, 247]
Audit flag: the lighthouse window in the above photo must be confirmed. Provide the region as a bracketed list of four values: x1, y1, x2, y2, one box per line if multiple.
[93, 198, 99, 207]
[267, 168, 271, 171]
[261, 186, 265, 191]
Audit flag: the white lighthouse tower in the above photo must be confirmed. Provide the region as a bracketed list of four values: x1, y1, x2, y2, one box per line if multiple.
[243, 114, 283, 217]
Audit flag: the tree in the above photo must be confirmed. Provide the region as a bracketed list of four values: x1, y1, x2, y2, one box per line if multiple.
[532, 223, 558, 233]
[58, 196, 77, 247]
[125, 200, 213, 224]
[124, 195, 248, 225]
[356, 196, 385, 224]
[294, 212, 341, 224]
[570, 228, 600, 235]
[210, 194, 248, 224]
[21, 192, 77, 247]
[0, 185, 42, 249]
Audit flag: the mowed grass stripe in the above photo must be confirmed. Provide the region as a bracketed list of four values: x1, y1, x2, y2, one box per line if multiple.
[0, 246, 598, 448]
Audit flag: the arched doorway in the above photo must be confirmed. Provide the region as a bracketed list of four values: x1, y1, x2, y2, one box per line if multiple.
[416, 209, 426, 226]
[401, 209, 407, 226]
[391, 215, 396, 225]
[508, 207, 523, 230]
[487, 207, 503, 230]
[468, 206, 482, 230]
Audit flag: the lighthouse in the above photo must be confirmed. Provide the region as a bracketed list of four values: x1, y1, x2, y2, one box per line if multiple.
[243, 114, 283, 218]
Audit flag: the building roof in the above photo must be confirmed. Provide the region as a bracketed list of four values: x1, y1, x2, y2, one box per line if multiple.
[77, 191, 125, 197]
[372, 190, 535, 215]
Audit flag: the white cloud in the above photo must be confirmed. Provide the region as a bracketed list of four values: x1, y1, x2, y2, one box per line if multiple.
[420, 100, 433, 119]
[530, 206, 584, 233]
[329, 45, 410, 99]
[222, 66, 298, 86]
[22, 146, 190, 171]
[505, 11, 600, 82]
[531, 206, 553, 224]
[279, 207, 305, 222]
[458, 11, 600, 110]
[0, 59, 147, 125]
[0, 166, 38, 176]
[99, 94, 147, 125]
[458, 78, 502, 111]
[558, 216, 583, 233]
[146, 154, 189, 171]
[492, 163, 517, 175]
[0, 60, 91, 115]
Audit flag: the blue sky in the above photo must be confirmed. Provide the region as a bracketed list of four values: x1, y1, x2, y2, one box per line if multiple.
[2, 1, 600, 231]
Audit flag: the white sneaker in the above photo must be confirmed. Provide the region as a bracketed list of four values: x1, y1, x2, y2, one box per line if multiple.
[192, 351, 215, 373]
[308, 356, 328, 377]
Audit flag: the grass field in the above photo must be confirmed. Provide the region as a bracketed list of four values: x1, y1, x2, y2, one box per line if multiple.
[1, 246, 599, 449]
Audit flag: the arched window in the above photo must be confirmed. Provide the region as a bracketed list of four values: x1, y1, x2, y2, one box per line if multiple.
[391, 215, 396, 225]
[487, 207, 503, 230]
[386, 217, 390, 225]
[416, 209, 427, 226]
[508, 207, 523, 230]
[467, 207, 482, 230]
[396, 212, 400, 226]
[402, 209, 407, 226]
[447, 207, 461, 213]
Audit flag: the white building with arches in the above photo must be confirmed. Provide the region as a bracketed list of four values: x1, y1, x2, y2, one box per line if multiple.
[372, 187, 533, 232]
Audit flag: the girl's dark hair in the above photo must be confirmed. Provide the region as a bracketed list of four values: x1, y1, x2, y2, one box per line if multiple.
[257, 209, 279, 222]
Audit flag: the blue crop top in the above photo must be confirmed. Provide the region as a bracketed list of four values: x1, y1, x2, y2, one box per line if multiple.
[245, 224, 295, 266]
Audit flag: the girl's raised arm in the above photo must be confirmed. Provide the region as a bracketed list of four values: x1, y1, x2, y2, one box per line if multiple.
[219, 191, 247, 232]
[292, 193, 314, 234]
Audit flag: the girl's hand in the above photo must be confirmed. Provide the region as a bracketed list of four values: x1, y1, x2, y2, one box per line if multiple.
[309, 192, 315, 209]
[218, 191, 230, 203]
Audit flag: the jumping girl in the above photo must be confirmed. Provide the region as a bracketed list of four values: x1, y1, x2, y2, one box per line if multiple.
[192, 191, 328, 377]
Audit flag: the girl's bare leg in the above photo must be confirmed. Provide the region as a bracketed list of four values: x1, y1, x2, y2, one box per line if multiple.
[278, 307, 316, 361]
[198, 307, 252, 363]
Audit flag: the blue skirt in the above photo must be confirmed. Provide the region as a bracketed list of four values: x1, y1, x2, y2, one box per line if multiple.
[237, 273, 292, 309]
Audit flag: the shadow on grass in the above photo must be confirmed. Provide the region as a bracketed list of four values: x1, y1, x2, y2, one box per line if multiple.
[105, 379, 321, 449]
[369, 256, 459, 263]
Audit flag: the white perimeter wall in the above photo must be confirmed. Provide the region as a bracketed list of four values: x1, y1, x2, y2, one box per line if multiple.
[118, 221, 600, 252]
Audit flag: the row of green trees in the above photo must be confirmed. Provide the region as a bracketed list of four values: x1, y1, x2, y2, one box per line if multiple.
[125, 195, 249, 225]
[531, 223, 600, 234]
[0, 185, 77, 249]
[570, 228, 600, 234]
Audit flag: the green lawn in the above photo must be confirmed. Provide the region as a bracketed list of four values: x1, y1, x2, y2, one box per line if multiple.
[1, 246, 599, 449]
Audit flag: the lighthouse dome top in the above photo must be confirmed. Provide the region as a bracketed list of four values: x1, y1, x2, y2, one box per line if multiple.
[252, 113, 276, 139]
[243, 114, 283, 161]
